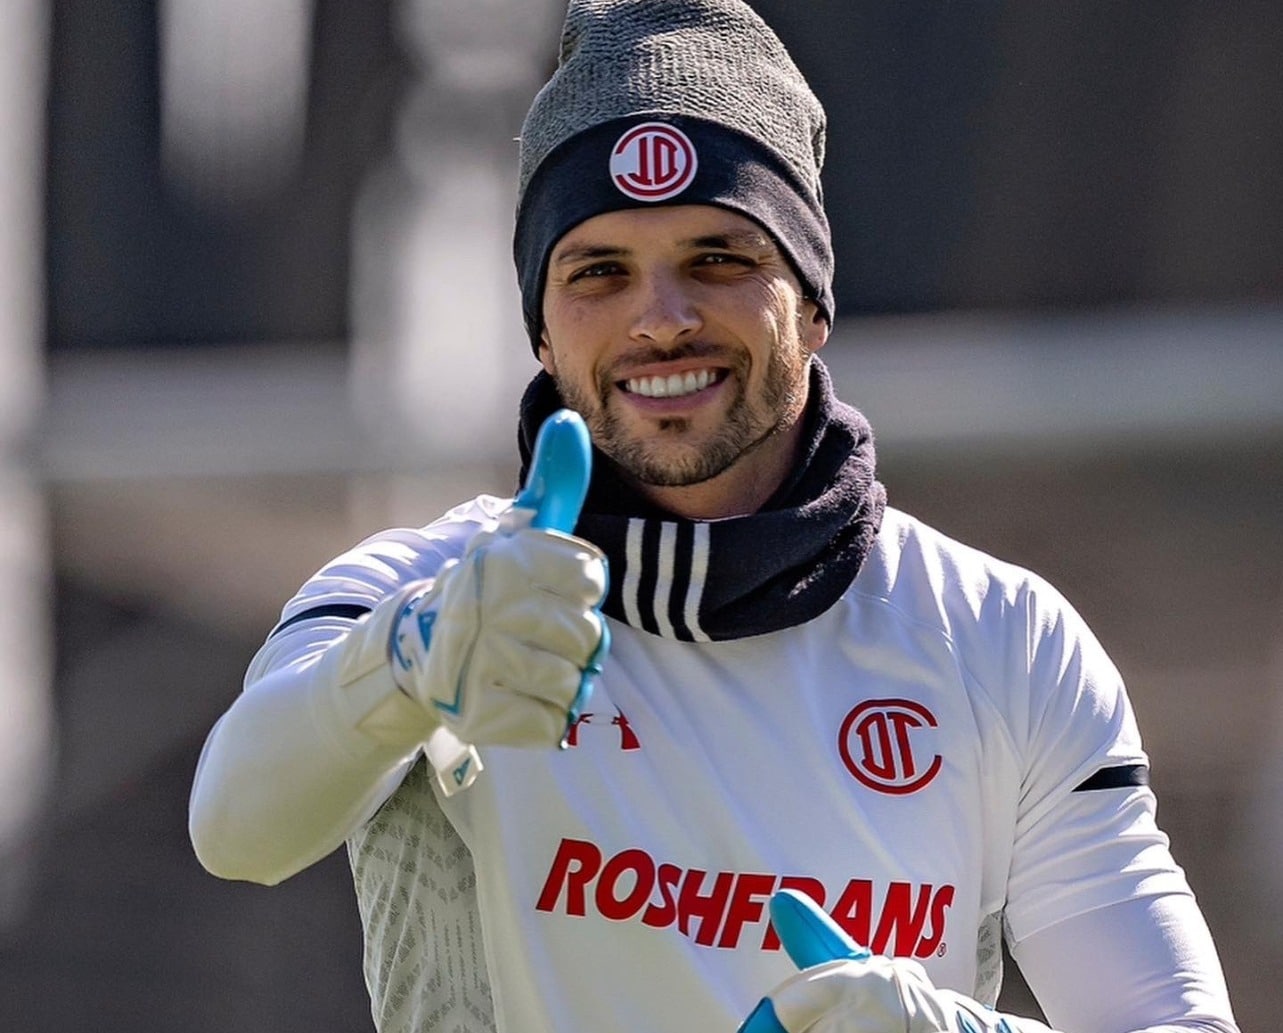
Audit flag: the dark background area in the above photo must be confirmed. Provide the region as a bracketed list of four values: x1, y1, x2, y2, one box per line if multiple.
[44, 0, 1283, 350]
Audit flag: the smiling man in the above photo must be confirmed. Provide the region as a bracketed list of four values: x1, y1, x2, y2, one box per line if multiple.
[189, 3, 1239, 1033]
[541, 206, 825, 517]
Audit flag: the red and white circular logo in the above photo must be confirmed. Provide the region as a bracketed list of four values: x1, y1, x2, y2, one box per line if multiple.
[839, 698, 942, 796]
[609, 122, 698, 202]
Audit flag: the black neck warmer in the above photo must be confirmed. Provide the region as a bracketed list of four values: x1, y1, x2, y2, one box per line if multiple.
[516, 359, 887, 642]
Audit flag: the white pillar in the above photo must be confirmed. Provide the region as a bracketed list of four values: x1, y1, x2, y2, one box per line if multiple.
[157, 0, 314, 208]
[350, 0, 563, 491]
[0, 0, 53, 930]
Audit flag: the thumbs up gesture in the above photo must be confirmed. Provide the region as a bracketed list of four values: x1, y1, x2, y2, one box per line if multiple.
[738, 891, 1051, 1033]
[391, 411, 609, 791]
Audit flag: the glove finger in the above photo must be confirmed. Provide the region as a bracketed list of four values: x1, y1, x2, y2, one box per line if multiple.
[489, 599, 605, 669]
[737, 998, 790, 1033]
[491, 529, 608, 605]
[475, 633, 596, 710]
[767, 959, 907, 1033]
[453, 691, 571, 747]
[770, 888, 870, 969]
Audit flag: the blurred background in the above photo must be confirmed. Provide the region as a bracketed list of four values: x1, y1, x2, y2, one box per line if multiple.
[1, 0, 1280, 1029]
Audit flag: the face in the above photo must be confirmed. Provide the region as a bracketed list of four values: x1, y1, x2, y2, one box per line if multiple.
[539, 205, 828, 496]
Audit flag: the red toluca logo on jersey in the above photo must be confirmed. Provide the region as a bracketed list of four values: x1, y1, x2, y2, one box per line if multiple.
[839, 698, 942, 795]
[536, 838, 953, 958]
[609, 122, 698, 201]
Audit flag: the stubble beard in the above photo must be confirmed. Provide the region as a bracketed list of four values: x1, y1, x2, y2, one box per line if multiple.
[552, 339, 812, 489]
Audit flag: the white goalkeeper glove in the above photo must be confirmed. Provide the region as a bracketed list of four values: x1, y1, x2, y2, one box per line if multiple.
[738, 891, 1056, 1033]
[392, 410, 607, 794]
[390, 516, 608, 750]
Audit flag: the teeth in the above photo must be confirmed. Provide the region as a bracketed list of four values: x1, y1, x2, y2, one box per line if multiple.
[626, 369, 714, 398]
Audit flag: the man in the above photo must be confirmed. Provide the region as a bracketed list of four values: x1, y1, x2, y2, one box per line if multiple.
[188, 2, 1240, 1031]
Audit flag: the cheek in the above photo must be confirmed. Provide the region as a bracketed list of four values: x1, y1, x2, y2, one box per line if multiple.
[542, 304, 603, 363]
[538, 340, 556, 376]
[541, 338, 600, 401]
[543, 290, 602, 332]
[542, 297, 616, 374]
[751, 282, 806, 353]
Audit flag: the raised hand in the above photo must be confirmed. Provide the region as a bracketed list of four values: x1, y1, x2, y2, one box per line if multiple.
[394, 410, 609, 795]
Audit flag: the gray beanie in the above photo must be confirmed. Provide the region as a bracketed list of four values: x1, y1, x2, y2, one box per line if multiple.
[513, 0, 833, 349]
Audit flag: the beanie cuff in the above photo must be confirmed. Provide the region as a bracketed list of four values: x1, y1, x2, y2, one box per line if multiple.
[514, 115, 834, 352]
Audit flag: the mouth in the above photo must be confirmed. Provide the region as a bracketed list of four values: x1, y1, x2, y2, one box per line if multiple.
[619, 367, 728, 399]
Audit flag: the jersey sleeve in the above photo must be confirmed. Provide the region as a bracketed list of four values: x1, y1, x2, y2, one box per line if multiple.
[1012, 892, 1238, 1033]
[248, 497, 510, 683]
[991, 578, 1236, 1030]
[1003, 580, 1190, 943]
[189, 497, 508, 884]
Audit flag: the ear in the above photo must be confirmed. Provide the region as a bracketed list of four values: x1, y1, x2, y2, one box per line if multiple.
[801, 300, 829, 354]
[538, 331, 556, 375]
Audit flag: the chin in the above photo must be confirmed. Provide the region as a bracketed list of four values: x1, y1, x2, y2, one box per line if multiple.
[616, 438, 739, 488]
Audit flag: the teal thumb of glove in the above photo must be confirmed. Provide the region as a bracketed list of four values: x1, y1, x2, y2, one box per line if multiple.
[737, 891, 1052, 1033]
[738, 889, 869, 1033]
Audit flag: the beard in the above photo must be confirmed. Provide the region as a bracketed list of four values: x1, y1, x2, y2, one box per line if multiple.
[550, 336, 812, 489]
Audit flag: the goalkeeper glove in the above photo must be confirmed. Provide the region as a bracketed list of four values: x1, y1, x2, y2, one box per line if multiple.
[390, 515, 608, 750]
[739, 891, 1056, 1033]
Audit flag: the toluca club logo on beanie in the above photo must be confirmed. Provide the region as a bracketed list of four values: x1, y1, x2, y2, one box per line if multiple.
[609, 122, 698, 201]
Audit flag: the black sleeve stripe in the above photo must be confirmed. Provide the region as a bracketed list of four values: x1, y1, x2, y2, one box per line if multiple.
[268, 603, 373, 639]
[1073, 763, 1150, 792]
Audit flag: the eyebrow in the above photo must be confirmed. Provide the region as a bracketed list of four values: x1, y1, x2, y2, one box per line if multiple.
[551, 243, 626, 266]
[686, 230, 774, 251]
[550, 230, 774, 266]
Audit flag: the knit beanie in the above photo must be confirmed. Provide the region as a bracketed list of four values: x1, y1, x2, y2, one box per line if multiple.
[513, 0, 833, 351]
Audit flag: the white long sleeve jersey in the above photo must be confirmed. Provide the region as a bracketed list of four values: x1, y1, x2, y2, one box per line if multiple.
[216, 500, 1237, 1033]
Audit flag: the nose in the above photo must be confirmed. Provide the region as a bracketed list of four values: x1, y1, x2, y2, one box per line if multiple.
[628, 270, 701, 346]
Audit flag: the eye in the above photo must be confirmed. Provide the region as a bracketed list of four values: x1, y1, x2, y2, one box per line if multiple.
[568, 261, 625, 282]
[695, 252, 753, 268]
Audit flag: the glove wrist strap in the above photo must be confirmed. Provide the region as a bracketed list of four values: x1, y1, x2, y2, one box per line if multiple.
[328, 582, 440, 746]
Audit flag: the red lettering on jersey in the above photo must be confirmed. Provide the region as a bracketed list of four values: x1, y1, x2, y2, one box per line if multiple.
[535, 837, 601, 915]
[677, 869, 735, 946]
[642, 862, 683, 928]
[872, 881, 933, 956]
[597, 848, 655, 921]
[918, 883, 954, 955]
[717, 873, 777, 948]
[831, 877, 875, 949]
[535, 838, 954, 958]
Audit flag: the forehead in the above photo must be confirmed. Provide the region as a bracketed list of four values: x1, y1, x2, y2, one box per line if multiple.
[550, 204, 776, 259]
